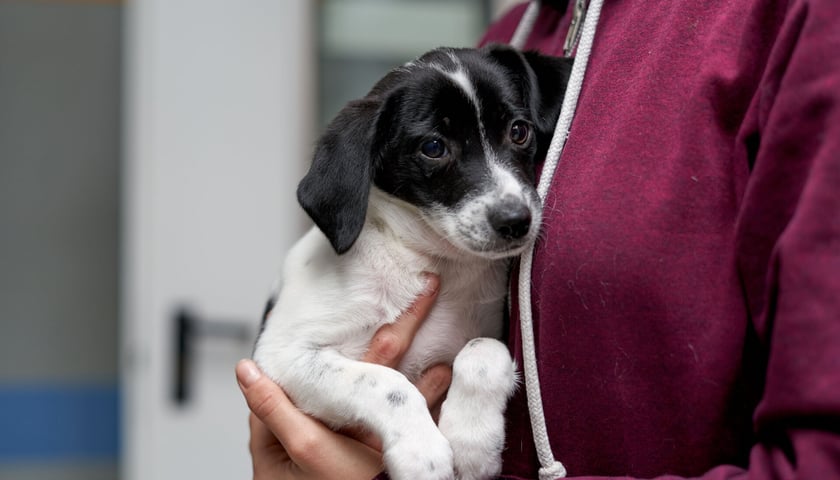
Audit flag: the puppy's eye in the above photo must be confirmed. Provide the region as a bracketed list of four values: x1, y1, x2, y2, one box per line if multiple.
[420, 139, 447, 159]
[510, 121, 530, 145]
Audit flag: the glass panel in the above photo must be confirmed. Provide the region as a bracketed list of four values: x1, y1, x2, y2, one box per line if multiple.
[317, 0, 492, 128]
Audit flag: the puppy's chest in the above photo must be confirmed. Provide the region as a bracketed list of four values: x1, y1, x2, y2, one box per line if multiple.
[320, 249, 502, 369]
[397, 278, 507, 380]
[283, 225, 510, 376]
[366, 255, 510, 379]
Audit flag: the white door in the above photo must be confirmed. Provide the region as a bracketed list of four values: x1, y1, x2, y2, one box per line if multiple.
[121, 1, 312, 479]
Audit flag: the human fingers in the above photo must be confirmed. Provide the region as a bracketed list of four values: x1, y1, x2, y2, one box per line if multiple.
[248, 413, 295, 479]
[338, 425, 383, 453]
[248, 411, 280, 452]
[237, 360, 383, 479]
[415, 363, 452, 418]
[236, 359, 318, 449]
[362, 273, 440, 367]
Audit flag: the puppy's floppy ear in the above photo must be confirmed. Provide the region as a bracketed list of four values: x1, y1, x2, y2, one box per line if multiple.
[297, 98, 383, 254]
[484, 44, 573, 156]
[520, 50, 573, 137]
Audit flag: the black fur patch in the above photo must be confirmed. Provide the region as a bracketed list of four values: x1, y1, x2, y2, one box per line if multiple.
[386, 390, 408, 407]
[258, 295, 277, 336]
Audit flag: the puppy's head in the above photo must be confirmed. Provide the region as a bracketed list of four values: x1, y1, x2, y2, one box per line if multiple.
[298, 45, 572, 257]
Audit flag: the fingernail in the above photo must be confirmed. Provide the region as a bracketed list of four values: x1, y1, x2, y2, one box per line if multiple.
[236, 359, 261, 387]
[422, 272, 440, 295]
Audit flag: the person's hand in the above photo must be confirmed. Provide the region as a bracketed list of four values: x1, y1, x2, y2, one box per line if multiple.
[237, 274, 453, 480]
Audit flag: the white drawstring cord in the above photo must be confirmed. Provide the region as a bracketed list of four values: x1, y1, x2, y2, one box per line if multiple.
[509, 0, 542, 49]
[513, 0, 604, 478]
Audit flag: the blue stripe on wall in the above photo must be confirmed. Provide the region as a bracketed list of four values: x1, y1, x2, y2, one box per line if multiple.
[0, 384, 119, 462]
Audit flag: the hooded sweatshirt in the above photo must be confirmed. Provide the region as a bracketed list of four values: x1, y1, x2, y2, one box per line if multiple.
[478, 1, 840, 479]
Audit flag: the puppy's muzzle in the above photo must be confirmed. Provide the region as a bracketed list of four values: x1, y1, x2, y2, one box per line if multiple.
[488, 198, 533, 240]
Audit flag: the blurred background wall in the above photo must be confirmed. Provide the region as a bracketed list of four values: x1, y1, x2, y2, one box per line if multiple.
[0, 1, 121, 479]
[0, 1, 521, 479]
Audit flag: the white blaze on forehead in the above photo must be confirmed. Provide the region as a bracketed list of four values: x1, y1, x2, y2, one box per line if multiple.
[428, 56, 481, 115]
[490, 162, 526, 198]
[431, 54, 498, 164]
[444, 68, 479, 110]
[441, 53, 482, 128]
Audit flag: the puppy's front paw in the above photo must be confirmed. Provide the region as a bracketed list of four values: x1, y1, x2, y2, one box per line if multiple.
[439, 419, 504, 480]
[439, 337, 517, 480]
[383, 427, 454, 480]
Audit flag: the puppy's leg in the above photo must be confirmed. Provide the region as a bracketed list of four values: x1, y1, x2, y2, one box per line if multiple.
[272, 348, 455, 480]
[438, 338, 517, 480]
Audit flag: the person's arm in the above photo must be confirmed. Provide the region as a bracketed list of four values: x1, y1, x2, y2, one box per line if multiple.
[237, 274, 453, 480]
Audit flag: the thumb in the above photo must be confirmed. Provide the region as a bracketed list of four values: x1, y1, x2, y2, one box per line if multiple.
[236, 359, 311, 447]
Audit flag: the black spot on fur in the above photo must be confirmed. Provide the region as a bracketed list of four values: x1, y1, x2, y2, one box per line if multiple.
[386, 390, 408, 407]
[353, 374, 367, 387]
[258, 295, 277, 335]
[493, 436, 505, 454]
[252, 295, 278, 355]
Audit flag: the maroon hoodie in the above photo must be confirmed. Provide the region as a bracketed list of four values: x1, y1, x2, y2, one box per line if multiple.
[479, 1, 840, 479]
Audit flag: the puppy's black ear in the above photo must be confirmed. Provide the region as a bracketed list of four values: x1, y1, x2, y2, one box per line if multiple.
[485, 44, 573, 156]
[297, 99, 381, 255]
[520, 49, 573, 137]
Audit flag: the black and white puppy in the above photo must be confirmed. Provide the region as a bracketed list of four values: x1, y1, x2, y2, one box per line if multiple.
[254, 45, 570, 480]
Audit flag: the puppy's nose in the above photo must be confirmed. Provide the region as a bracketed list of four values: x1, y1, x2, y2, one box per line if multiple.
[488, 201, 532, 240]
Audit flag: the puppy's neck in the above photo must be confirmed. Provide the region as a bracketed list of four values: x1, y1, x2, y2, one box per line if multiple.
[365, 187, 510, 308]
[366, 187, 489, 266]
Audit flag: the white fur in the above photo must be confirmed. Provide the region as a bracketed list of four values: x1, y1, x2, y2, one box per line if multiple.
[254, 188, 521, 480]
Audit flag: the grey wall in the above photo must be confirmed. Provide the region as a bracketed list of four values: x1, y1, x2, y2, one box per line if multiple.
[0, 1, 121, 478]
[0, 2, 120, 382]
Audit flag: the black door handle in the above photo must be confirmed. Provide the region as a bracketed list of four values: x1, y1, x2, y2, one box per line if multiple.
[173, 307, 254, 406]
